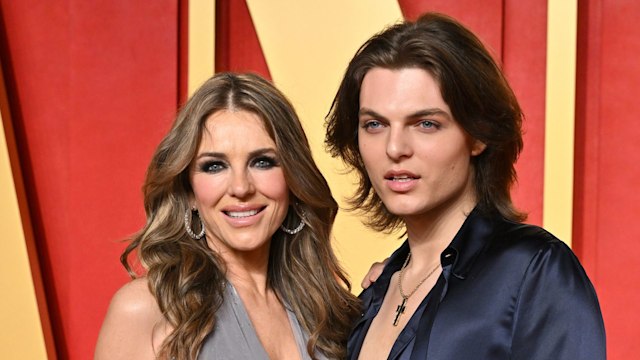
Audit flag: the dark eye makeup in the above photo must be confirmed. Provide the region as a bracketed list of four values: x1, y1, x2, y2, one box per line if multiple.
[196, 153, 280, 174]
[251, 155, 280, 169]
[199, 160, 226, 173]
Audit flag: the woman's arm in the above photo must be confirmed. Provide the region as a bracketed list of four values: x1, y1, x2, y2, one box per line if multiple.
[361, 258, 388, 289]
[95, 278, 169, 360]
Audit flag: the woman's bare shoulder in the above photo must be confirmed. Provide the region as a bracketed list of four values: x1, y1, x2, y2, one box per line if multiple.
[110, 278, 160, 316]
[95, 277, 168, 360]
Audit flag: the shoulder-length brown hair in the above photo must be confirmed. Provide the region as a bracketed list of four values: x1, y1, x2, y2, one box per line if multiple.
[123, 72, 360, 359]
[326, 12, 525, 233]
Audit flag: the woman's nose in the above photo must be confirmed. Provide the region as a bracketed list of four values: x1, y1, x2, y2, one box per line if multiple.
[227, 169, 255, 198]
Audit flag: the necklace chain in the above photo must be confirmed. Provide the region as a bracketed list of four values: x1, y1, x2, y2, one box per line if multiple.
[398, 252, 440, 299]
[393, 252, 441, 326]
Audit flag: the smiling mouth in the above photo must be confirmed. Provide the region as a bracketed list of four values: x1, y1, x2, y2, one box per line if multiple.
[224, 207, 265, 218]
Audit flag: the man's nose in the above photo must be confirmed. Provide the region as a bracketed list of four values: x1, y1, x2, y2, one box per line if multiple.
[386, 127, 413, 160]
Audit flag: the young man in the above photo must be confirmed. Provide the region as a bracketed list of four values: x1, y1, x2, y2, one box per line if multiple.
[326, 13, 605, 360]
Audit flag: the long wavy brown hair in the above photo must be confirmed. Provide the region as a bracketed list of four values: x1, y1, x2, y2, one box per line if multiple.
[326, 13, 526, 233]
[122, 72, 360, 359]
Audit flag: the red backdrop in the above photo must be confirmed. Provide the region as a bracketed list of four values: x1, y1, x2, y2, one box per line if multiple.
[0, 1, 178, 358]
[0, 0, 637, 358]
[575, 0, 640, 358]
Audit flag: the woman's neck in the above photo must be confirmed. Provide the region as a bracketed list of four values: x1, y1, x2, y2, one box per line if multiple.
[215, 246, 272, 297]
[226, 266, 270, 297]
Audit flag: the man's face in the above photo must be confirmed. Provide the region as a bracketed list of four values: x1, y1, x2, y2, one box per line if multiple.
[357, 67, 485, 224]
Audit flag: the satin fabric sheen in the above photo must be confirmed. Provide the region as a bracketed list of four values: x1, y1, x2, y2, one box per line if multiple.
[348, 208, 605, 360]
[198, 282, 325, 359]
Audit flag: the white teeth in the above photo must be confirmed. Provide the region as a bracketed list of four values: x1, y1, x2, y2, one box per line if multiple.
[392, 176, 412, 182]
[226, 209, 259, 218]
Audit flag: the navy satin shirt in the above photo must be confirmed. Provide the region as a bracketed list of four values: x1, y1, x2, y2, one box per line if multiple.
[348, 209, 606, 359]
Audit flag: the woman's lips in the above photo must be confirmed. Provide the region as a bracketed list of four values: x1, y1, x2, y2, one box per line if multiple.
[225, 209, 260, 218]
[222, 206, 266, 226]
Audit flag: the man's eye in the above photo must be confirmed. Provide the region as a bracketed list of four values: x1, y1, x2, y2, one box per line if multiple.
[419, 120, 438, 129]
[363, 120, 383, 129]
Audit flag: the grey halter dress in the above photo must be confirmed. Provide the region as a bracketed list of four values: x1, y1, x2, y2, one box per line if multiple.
[198, 282, 327, 359]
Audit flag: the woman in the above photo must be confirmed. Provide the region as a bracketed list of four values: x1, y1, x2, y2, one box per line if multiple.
[326, 13, 605, 360]
[95, 73, 360, 359]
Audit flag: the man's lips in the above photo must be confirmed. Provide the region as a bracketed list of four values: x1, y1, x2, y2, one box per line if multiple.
[383, 171, 420, 192]
[384, 170, 420, 181]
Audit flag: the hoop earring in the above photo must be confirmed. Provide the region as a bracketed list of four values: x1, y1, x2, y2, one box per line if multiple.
[280, 208, 306, 235]
[184, 207, 205, 239]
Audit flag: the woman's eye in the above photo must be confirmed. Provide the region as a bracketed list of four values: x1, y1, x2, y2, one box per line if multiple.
[200, 161, 226, 173]
[252, 156, 279, 169]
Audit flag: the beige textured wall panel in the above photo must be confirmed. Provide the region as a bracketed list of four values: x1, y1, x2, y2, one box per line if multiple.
[543, 0, 577, 246]
[247, 0, 403, 291]
[0, 112, 48, 359]
[188, 0, 215, 95]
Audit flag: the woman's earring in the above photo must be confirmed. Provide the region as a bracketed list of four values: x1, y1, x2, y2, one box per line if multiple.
[280, 208, 306, 235]
[184, 207, 205, 239]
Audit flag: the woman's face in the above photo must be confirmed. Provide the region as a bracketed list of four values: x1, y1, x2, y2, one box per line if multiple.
[357, 67, 485, 223]
[190, 109, 289, 258]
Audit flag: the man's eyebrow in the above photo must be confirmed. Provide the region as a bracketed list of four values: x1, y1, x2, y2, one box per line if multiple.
[358, 108, 388, 121]
[359, 107, 451, 120]
[407, 108, 451, 120]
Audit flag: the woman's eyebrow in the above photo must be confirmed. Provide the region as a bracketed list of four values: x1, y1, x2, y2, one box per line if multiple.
[195, 152, 226, 160]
